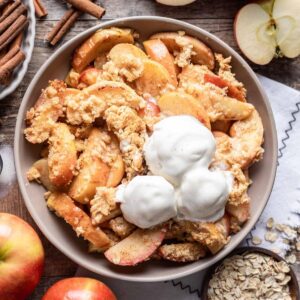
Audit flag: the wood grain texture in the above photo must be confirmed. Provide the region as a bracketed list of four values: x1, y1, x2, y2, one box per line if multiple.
[0, 0, 299, 298]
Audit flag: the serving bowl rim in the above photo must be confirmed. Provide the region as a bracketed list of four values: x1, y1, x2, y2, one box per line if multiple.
[14, 16, 278, 282]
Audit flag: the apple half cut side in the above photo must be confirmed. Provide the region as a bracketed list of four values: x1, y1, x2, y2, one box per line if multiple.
[104, 227, 166, 266]
[273, 0, 300, 58]
[234, 3, 277, 65]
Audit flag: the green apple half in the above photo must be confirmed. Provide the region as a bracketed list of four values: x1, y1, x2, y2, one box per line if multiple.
[234, 0, 300, 65]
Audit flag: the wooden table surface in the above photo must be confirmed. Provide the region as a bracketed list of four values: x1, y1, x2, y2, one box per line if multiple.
[0, 0, 299, 298]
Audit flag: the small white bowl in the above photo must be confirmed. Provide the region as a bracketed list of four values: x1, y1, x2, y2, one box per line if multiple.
[0, 0, 36, 100]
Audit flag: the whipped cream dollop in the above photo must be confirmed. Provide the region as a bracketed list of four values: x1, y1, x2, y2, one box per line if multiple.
[116, 115, 233, 228]
[144, 115, 216, 185]
[116, 176, 177, 229]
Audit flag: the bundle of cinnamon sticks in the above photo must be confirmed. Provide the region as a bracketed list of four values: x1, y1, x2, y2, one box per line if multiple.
[47, 0, 106, 46]
[0, 0, 28, 85]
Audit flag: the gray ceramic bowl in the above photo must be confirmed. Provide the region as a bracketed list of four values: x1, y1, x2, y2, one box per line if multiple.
[14, 16, 278, 282]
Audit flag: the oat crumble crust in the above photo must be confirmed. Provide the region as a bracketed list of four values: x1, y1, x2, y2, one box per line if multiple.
[24, 80, 66, 144]
[104, 105, 147, 179]
[90, 187, 120, 225]
[158, 243, 206, 262]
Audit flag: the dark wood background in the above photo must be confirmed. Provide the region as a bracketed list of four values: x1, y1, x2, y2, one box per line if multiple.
[0, 0, 299, 298]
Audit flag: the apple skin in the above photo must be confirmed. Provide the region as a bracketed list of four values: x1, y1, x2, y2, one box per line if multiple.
[42, 277, 117, 300]
[0, 213, 44, 300]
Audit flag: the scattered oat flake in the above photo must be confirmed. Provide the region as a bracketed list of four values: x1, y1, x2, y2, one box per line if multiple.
[266, 217, 274, 229]
[296, 242, 300, 252]
[285, 254, 296, 265]
[251, 236, 262, 245]
[264, 231, 278, 243]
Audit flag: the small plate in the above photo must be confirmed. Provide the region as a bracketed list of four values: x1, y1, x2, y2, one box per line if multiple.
[0, 0, 36, 100]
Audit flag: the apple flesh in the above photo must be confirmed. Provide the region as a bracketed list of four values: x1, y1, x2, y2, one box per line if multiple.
[42, 277, 116, 300]
[156, 0, 195, 6]
[234, 0, 300, 64]
[105, 228, 166, 266]
[0, 213, 44, 300]
[234, 3, 276, 65]
[273, 0, 300, 58]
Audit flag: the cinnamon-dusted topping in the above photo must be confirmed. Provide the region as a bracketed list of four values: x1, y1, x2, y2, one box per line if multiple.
[90, 187, 120, 225]
[158, 243, 206, 262]
[47, 192, 112, 249]
[215, 53, 246, 100]
[24, 80, 66, 144]
[104, 105, 146, 179]
[173, 35, 194, 68]
[183, 221, 228, 254]
[66, 81, 144, 125]
[108, 216, 135, 238]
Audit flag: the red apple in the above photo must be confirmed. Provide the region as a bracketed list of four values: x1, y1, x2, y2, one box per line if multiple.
[0, 213, 44, 300]
[42, 277, 117, 300]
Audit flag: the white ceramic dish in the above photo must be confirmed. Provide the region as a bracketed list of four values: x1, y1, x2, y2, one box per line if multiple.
[15, 17, 277, 282]
[0, 0, 36, 100]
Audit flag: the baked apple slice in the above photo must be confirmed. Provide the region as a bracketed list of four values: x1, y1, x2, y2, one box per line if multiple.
[72, 28, 134, 72]
[158, 91, 211, 129]
[143, 39, 179, 86]
[150, 32, 215, 69]
[135, 59, 174, 97]
[104, 227, 166, 266]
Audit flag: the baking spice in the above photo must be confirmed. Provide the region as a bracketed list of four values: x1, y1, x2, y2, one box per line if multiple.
[207, 252, 292, 300]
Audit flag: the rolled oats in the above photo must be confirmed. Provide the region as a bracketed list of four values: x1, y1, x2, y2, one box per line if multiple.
[207, 252, 292, 300]
[251, 236, 262, 245]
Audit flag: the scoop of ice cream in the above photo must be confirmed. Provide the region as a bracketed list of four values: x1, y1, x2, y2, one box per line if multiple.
[177, 168, 233, 222]
[116, 176, 177, 228]
[144, 115, 216, 185]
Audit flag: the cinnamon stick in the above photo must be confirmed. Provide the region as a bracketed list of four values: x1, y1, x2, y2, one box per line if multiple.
[0, 44, 19, 64]
[47, 8, 80, 46]
[33, 0, 47, 17]
[0, 0, 20, 22]
[0, 2, 27, 34]
[0, 50, 25, 85]
[10, 32, 23, 49]
[65, 0, 105, 19]
[0, 0, 11, 8]
[0, 14, 28, 51]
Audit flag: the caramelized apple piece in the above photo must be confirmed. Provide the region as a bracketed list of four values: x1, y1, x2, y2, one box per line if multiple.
[106, 154, 125, 187]
[72, 28, 134, 72]
[150, 32, 215, 69]
[48, 123, 77, 187]
[135, 59, 174, 97]
[143, 39, 179, 86]
[158, 91, 211, 129]
[79, 67, 102, 87]
[47, 192, 111, 250]
[104, 227, 166, 266]
[27, 158, 57, 192]
[68, 128, 110, 203]
[204, 73, 246, 101]
[226, 201, 250, 224]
